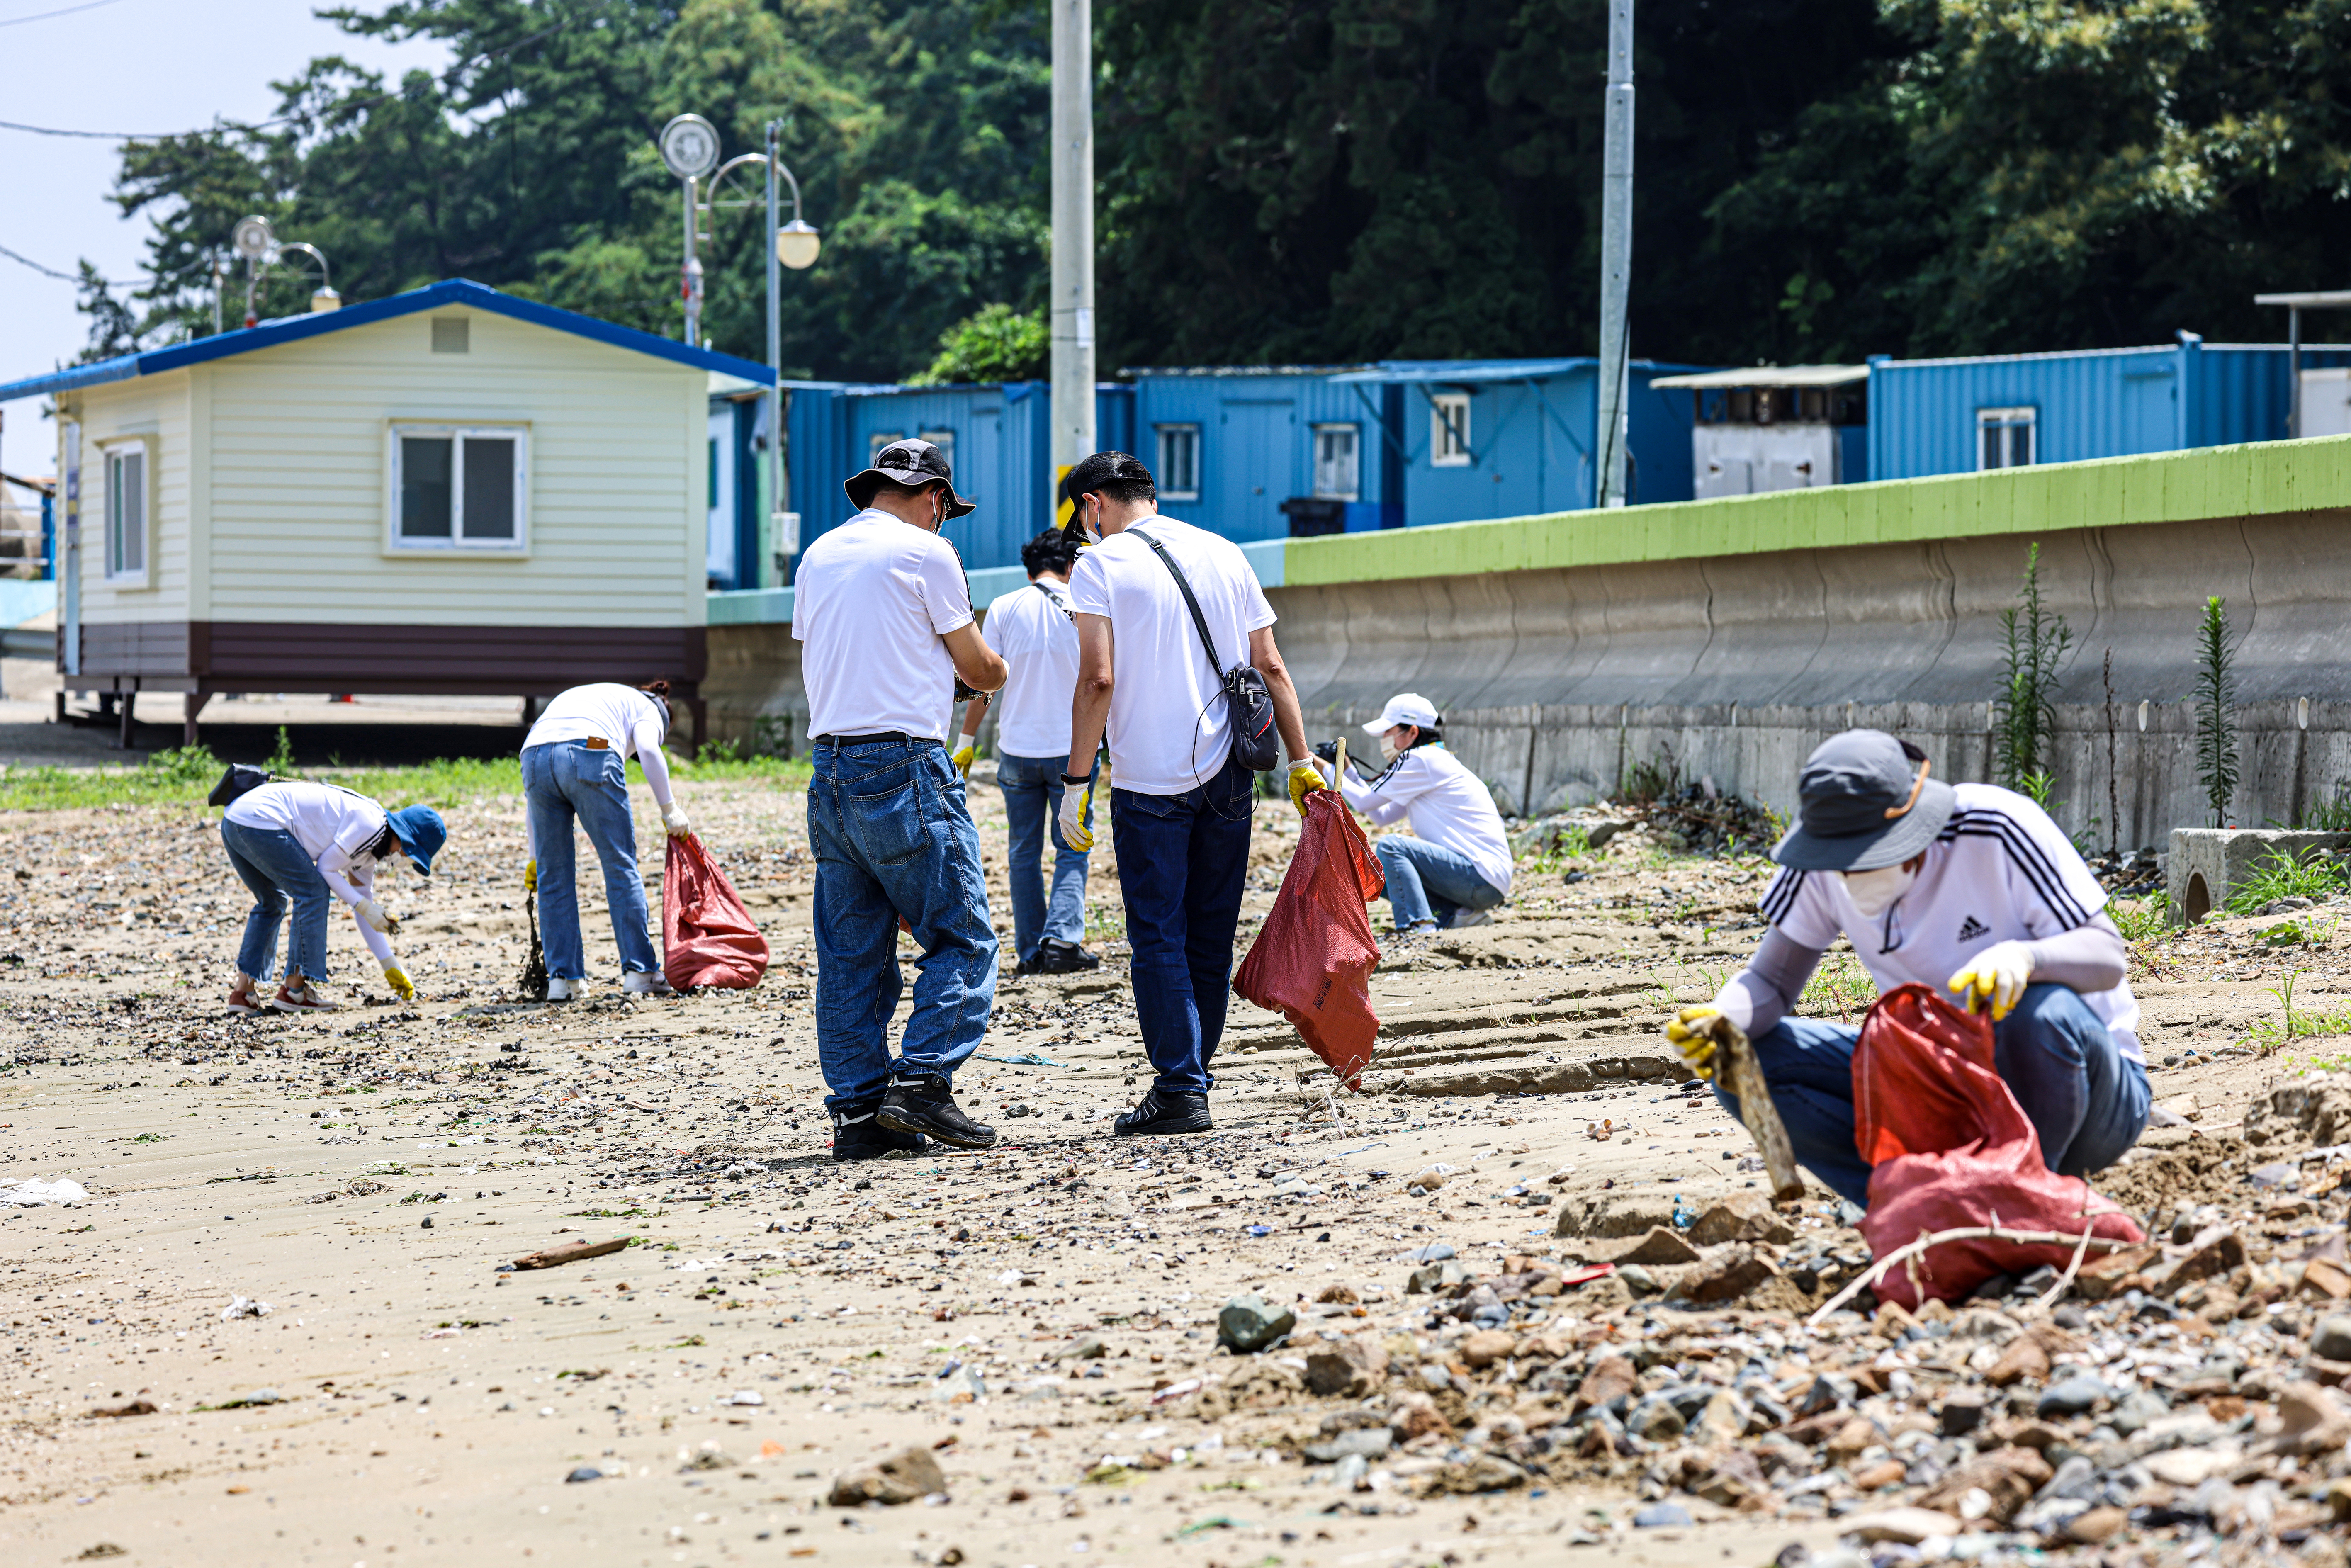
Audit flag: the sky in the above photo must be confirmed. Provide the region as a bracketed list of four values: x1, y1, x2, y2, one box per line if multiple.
[0, 0, 450, 478]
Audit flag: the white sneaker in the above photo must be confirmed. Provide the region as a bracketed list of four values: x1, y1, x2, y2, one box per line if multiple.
[544, 977, 579, 1002]
[622, 970, 674, 996]
[268, 981, 338, 1013]
[1448, 910, 1495, 929]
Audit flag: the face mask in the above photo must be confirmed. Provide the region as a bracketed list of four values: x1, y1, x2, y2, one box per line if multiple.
[1378, 734, 1403, 763]
[1839, 864, 1917, 918]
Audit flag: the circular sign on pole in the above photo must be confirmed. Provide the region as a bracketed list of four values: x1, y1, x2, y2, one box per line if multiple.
[231, 215, 275, 260]
[658, 114, 721, 181]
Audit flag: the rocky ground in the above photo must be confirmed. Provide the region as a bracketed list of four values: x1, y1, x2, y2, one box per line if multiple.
[2, 748, 2349, 1568]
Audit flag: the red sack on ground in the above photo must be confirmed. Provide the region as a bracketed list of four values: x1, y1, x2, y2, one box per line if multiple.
[662, 835, 770, 991]
[1853, 983, 2143, 1310]
[1233, 791, 1386, 1087]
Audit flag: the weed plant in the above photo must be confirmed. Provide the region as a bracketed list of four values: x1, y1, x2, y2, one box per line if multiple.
[1995, 542, 2074, 791]
[1799, 950, 1874, 1021]
[2224, 848, 2347, 916]
[2193, 596, 2239, 826]
[2245, 969, 2351, 1054]
[2109, 893, 2171, 943]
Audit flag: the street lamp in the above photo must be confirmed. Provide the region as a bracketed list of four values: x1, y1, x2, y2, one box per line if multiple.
[229, 216, 336, 327]
[671, 117, 822, 571]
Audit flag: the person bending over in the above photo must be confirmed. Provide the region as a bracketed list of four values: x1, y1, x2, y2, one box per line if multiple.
[953, 526, 1099, 976]
[221, 780, 443, 1013]
[521, 680, 692, 1001]
[1664, 729, 2150, 1206]
[1315, 693, 1510, 934]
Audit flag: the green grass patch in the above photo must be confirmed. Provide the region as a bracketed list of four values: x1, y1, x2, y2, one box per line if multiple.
[2244, 970, 2351, 1053]
[2225, 849, 2348, 916]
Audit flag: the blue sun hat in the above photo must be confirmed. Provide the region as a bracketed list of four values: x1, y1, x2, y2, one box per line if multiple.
[386, 805, 447, 876]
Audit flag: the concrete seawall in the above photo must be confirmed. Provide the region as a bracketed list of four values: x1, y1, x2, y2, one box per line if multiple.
[705, 438, 2351, 848]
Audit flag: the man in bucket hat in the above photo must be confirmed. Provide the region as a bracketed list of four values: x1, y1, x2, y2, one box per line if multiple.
[1661, 730, 2149, 1204]
[793, 437, 1007, 1160]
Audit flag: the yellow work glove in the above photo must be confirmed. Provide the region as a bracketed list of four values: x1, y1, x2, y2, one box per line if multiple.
[1057, 773, 1096, 853]
[1288, 758, 1328, 814]
[383, 963, 416, 1003]
[1664, 1005, 1736, 1081]
[1949, 939, 2035, 1021]
[523, 859, 537, 894]
[951, 744, 977, 778]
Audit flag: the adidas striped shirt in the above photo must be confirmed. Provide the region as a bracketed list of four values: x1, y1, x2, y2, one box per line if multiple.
[1757, 783, 2142, 1062]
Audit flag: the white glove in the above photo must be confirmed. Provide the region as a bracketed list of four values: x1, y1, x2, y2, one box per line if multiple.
[1058, 774, 1095, 853]
[662, 804, 692, 838]
[355, 897, 394, 934]
[1949, 939, 2035, 1021]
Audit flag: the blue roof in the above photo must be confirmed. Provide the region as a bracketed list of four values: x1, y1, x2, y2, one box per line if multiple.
[0, 278, 775, 404]
[1328, 358, 1707, 384]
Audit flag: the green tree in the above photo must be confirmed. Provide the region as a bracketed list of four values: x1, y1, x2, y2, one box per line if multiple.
[912, 303, 1048, 383]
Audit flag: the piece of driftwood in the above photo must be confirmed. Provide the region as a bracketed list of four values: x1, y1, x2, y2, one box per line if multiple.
[1709, 1014, 1806, 1203]
[511, 1237, 627, 1271]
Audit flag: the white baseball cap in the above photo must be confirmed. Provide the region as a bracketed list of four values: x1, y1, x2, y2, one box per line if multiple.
[1362, 693, 1441, 736]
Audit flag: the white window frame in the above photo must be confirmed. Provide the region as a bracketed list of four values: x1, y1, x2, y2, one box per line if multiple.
[100, 437, 152, 587]
[1430, 393, 1472, 467]
[1155, 423, 1201, 501]
[1312, 422, 1361, 501]
[385, 423, 530, 555]
[1977, 406, 2037, 471]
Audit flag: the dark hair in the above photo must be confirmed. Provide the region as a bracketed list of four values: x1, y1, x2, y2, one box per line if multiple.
[1405, 724, 1443, 748]
[1067, 450, 1156, 509]
[637, 679, 672, 701]
[363, 822, 401, 863]
[1020, 527, 1080, 578]
[869, 476, 943, 503]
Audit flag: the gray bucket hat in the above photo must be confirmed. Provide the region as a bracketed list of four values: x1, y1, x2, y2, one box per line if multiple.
[846, 437, 974, 519]
[1771, 729, 1955, 872]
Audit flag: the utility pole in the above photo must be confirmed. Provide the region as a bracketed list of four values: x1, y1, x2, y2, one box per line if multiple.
[1595, 0, 1634, 508]
[1050, 0, 1096, 483]
[765, 119, 794, 576]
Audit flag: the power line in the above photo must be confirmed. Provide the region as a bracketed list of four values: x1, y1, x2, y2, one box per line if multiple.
[0, 0, 124, 28]
[2, 239, 207, 290]
[0, 7, 593, 141]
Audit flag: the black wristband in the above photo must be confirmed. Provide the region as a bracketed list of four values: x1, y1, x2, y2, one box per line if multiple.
[1061, 773, 1091, 787]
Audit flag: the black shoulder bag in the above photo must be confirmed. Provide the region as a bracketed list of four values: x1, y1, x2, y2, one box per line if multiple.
[1136, 530, 1281, 773]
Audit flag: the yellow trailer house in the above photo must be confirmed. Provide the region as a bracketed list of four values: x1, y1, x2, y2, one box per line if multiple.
[0, 279, 773, 747]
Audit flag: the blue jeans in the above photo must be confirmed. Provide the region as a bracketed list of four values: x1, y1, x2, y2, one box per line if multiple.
[807, 738, 997, 1110]
[1712, 983, 2153, 1206]
[523, 741, 658, 980]
[1110, 749, 1255, 1096]
[221, 820, 333, 982]
[998, 751, 1093, 965]
[1375, 836, 1506, 931]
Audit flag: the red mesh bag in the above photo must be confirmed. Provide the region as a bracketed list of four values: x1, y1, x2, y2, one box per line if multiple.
[1854, 983, 2143, 1310]
[661, 835, 771, 991]
[1233, 791, 1386, 1087]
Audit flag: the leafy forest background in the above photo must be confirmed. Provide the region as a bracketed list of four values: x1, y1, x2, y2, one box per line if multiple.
[78, 0, 2351, 385]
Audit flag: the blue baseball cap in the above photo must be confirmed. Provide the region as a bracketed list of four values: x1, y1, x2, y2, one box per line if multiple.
[386, 805, 446, 876]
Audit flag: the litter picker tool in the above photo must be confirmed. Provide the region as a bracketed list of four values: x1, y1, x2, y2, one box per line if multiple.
[1706, 1013, 1805, 1202]
[519, 888, 548, 1002]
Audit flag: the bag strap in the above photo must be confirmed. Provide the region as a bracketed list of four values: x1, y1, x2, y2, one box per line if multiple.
[1135, 528, 1225, 675]
[1031, 579, 1074, 621]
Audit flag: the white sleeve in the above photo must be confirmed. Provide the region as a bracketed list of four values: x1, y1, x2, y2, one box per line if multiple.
[1979, 798, 2106, 935]
[632, 720, 675, 808]
[1241, 564, 1276, 632]
[1341, 758, 1430, 828]
[1756, 866, 1842, 950]
[915, 541, 975, 635]
[1066, 553, 1111, 619]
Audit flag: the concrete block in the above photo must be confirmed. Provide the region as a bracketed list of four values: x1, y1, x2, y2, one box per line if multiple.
[2166, 829, 2349, 924]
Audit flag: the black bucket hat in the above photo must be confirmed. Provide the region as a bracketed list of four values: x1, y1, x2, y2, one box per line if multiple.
[1771, 729, 1956, 872]
[846, 437, 973, 519]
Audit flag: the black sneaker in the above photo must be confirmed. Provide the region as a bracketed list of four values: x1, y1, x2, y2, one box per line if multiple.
[1113, 1088, 1212, 1137]
[829, 1099, 926, 1162]
[875, 1072, 998, 1150]
[1017, 938, 1101, 977]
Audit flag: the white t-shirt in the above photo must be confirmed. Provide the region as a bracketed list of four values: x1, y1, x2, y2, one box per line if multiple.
[1066, 516, 1277, 795]
[984, 578, 1080, 760]
[521, 684, 675, 807]
[1756, 783, 2142, 1062]
[1336, 745, 1512, 895]
[223, 781, 396, 961]
[792, 510, 975, 743]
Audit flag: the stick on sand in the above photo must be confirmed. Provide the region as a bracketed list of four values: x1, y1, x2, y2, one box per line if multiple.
[1708, 1015, 1806, 1203]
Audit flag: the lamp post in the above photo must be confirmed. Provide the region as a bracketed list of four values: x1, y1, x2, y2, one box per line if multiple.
[673, 118, 822, 578]
[229, 216, 337, 327]
[659, 115, 723, 345]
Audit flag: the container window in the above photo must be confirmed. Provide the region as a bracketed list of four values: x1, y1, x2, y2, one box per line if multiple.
[1155, 424, 1200, 501]
[1977, 407, 2036, 470]
[1312, 423, 1360, 500]
[391, 425, 527, 551]
[104, 445, 145, 581]
[431, 317, 469, 354]
[1430, 394, 1471, 466]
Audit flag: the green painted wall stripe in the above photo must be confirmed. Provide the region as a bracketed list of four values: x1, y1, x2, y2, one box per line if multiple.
[1281, 433, 2351, 587]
